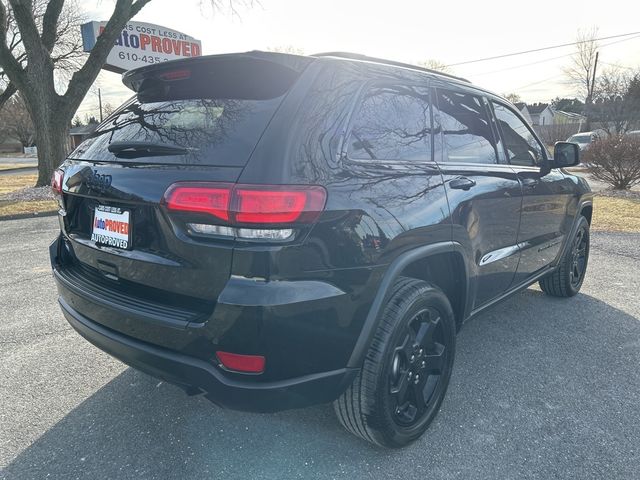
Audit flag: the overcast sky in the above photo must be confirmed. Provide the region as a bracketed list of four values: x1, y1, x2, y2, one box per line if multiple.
[77, 0, 640, 119]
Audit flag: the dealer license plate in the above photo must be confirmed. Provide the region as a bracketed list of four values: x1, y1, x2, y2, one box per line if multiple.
[91, 205, 131, 249]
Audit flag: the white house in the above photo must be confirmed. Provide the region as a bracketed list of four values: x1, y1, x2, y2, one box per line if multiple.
[515, 103, 533, 124]
[527, 103, 554, 126]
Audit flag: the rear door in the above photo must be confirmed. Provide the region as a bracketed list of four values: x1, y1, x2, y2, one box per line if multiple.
[490, 100, 573, 283]
[433, 87, 523, 308]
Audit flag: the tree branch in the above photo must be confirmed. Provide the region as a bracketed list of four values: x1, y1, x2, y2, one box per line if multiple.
[0, 2, 26, 86]
[7, 0, 45, 61]
[63, 0, 151, 114]
[41, 0, 65, 51]
[0, 81, 17, 109]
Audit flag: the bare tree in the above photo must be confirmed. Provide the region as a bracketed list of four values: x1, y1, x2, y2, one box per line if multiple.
[565, 27, 599, 102]
[0, 0, 83, 111]
[0, 92, 35, 147]
[0, 0, 153, 186]
[417, 59, 451, 73]
[589, 67, 640, 135]
[504, 93, 522, 104]
[584, 135, 640, 190]
[102, 101, 116, 118]
[536, 122, 583, 146]
[267, 45, 305, 55]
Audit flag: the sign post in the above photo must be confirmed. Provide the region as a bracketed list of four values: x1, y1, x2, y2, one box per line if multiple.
[81, 21, 203, 73]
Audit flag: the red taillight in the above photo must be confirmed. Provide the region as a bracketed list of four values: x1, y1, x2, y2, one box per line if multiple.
[51, 169, 64, 195]
[164, 183, 327, 225]
[164, 184, 231, 221]
[234, 185, 326, 224]
[216, 351, 265, 374]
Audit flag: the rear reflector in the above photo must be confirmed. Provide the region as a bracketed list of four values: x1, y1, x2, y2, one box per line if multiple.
[188, 223, 294, 241]
[216, 351, 265, 374]
[51, 169, 64, 195]
[164, 183, 326, 226]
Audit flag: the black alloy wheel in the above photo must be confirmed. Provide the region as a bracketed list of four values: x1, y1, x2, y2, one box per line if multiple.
[389, 307, 449, 426]
[334, 277, 456, 448]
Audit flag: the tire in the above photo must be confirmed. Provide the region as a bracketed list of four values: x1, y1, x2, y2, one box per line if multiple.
[334, 277, 456, 448]
[539, 216, 590, 297]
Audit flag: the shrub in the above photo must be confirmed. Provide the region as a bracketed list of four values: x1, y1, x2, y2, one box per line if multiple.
[583, 135, 640, 190]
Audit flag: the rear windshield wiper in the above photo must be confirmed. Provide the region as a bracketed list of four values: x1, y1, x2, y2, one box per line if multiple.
[107, 141, 190, 158]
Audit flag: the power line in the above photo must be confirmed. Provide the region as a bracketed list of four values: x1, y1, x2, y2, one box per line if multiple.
[514, 74, 565, 92]
[446, 30, 640, 67]
[473, 34, 640, 77]
[472, 53, 571, 77]
[600, 61, 637, 70]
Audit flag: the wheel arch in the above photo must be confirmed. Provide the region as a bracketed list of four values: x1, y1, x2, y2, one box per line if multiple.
[346, 241, 471, 369]
[580, 203, 593, 225]
[557, 198, 593, 262]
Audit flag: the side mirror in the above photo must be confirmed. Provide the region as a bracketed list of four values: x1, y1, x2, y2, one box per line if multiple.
[552, 142, 580, 168]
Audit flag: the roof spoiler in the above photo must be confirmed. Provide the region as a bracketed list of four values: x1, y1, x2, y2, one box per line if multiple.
[122, 51, 314, 92]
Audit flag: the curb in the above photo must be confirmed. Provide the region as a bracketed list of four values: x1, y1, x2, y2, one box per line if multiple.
[0, 166, 38, 174]
[0, 210, 58, 222]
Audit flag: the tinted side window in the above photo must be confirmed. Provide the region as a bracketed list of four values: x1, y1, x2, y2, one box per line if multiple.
[347, 85, 432, 161]
[492, 102, 544, 166]
[436, 90, 498, 164]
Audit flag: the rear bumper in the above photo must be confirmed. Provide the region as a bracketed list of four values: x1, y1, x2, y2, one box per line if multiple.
[59, 296, 358, 412]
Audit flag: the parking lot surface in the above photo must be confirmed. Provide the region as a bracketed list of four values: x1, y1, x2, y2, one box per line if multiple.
[1, 216, 639, 479]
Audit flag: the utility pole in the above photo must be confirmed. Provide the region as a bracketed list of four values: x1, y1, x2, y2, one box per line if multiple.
[588, 51, 599, 103]
[98, 88, 103, 122]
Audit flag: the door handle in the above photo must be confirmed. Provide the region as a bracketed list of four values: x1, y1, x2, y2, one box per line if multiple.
[521, 177, 539, 189]
[449, 177, 476, 190]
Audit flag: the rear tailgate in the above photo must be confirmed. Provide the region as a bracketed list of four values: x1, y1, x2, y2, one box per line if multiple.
[60, 162, 242, 300]
[55, 53, 311, 350]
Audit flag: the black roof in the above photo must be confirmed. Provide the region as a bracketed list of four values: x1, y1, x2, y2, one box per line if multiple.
[527, 103, 550, 114]
[312, 51, 470, 83]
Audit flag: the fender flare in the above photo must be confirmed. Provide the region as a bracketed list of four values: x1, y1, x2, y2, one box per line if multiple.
[556, 198, 593, 264]
[346, 241, 470, 368]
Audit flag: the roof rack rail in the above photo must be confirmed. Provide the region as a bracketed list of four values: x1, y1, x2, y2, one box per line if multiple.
[312, 51, 470, 83]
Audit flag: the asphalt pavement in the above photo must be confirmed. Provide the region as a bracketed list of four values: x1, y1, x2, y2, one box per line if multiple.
[1, 216, 639, 479]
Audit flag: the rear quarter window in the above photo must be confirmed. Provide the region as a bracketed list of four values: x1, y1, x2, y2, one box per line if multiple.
[346, 84, 433, 162]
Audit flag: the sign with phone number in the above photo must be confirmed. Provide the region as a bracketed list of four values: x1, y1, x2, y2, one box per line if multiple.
[81, 20, 202, 73]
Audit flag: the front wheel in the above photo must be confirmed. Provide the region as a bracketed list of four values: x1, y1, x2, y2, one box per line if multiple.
[539, 216, 590, 297]
[334, 277, 456, 448]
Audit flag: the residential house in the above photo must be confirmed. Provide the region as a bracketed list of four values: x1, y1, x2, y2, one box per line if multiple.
[552, 110, 587, 127]
[527, 103, 554, 127]
[69, 123, 98, 151]
[514, 103, 533, 124]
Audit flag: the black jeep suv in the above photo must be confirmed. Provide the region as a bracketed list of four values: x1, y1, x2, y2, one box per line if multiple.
[50, 51, 592, 448]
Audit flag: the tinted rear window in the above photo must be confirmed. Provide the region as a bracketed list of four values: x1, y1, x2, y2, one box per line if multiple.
[70, 58, 302, 166]
[347, 85, 432, 162]
[436, 89, 498, 164]
[70, 97, 283, 166]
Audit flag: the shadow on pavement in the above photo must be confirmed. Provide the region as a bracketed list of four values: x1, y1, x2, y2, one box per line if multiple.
[4, 289, 640, 479]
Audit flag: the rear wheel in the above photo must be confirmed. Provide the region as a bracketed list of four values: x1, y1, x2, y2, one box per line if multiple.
[334, 277, 456, 448]
[539, 216, 590, 297]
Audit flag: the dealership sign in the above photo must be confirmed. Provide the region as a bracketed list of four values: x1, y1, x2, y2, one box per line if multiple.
[81, 21, 202, 73]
